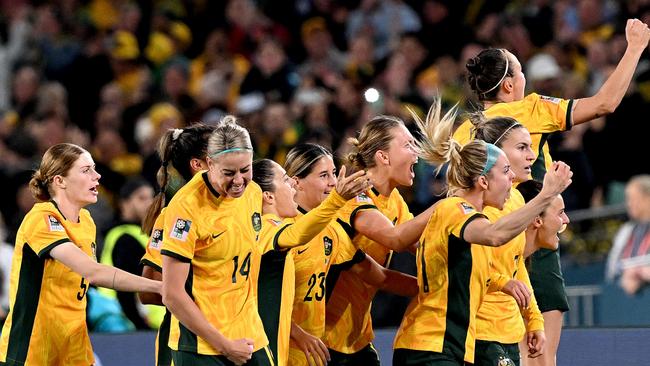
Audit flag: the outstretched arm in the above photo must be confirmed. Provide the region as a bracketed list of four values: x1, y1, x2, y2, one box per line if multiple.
[573, 19, 650, 124]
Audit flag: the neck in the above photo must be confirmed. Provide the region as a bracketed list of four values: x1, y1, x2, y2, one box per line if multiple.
[262, 202, 279, 217]
[52, 196, 82, 223]
[295, 195, 315, 212]
[368, 168, 393, 196]
[457, 188, 485, 211]
[523, 227, 538, 258]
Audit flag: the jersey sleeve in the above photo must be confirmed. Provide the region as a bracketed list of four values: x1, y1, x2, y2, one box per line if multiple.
[516, 262, 544, 332]
[516, 93, 573, 133]
[160, 201, 199, 262]
[24, 210, 72, 258]
[140, 210, 166, 272]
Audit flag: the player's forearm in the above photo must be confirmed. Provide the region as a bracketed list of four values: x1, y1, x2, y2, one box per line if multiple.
[89, 264, 161, 294]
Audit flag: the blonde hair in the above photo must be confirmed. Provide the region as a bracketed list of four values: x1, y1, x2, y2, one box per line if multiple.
[207, 115, 253, 158]
[29, 143, 87, 202]
[347, 115, 404, 170]
[410, 98, 493, 195]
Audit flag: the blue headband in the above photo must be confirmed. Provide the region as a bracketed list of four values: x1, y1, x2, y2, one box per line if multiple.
[480, 143, 503, 176]
[209, 147, 252, 158]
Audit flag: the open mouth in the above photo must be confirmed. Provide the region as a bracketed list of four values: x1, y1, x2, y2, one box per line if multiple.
[558, 223, 567, 234]
[90, 186, 98, 195]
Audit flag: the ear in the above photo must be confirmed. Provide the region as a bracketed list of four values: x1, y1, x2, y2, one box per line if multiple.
[375, 150, 390, 166]
[291, 176, 301, 191]
[52, 175, 66, 190]
[503, 78, 514, 94]
[189, 158, 204, 172]
[532, 216, 543, 229]
[476, 175, 489, 190]
[262, 190, 275, 205]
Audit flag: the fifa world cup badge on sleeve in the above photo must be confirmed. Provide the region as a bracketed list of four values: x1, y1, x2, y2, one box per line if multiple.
[171, 218, 191, 241]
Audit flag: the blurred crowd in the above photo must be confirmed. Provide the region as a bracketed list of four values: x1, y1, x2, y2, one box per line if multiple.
[1, 0, 650, 251]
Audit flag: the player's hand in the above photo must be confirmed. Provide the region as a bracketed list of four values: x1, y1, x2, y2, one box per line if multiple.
[540, 161, 572, 198]
[223, 338, 254, 365]
[334, 165, 372, 200]
[526, 330, 546, 358]
[625, 18, 650, 52]
[291, 323, 330, 366]
[501, 279, 531, 308]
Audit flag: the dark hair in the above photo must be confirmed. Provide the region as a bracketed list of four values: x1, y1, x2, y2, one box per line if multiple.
[517, 180, 543, 204]
[469, 114, 523, 148]
[142, 123, 215, 234]
[285, 143, 333, 179]
[466, 48, 513, 102]
[119, 177, 151, 201]
[252, 159, 278, 193]
[29, 143, 86, 202]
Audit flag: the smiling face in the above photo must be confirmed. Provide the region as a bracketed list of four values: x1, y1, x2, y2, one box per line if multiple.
[536, 194, 569, 250]
[482, 152, 515, 210]
[383, 125, 419, 187]
[58, 152, 101, 207]
[497, 127, 535, 183]
[269, 161, 298, 218]
[207, 151, 253, 198]
[294, 155, 337, 210]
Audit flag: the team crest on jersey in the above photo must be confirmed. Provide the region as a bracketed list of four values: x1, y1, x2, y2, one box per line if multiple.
[323, 236, 333, 256]
[458, 202, 474, 214]
[252, 212, 262, 231]
[150, 229, 163, 249]
[170, 218, 191, 241]
[47, 215, 64, 232]
[355, 192, 372, 203]
[540, 95, 561, 104]
[497, 356, 516, 366]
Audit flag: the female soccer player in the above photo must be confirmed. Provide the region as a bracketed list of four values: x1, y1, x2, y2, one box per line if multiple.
[252, 157, 369, 366]
[471, 116, 546, 365]
[139, 124, 215, 366]
[161, 116, 272, 365]
[284, 143, 418, 366]
[458, 19, 650, 366]
[0, 143, 160, 366]
[392, 100, 572, 366]
[323, 116, 438, 365]
[517, 180, 570, 259]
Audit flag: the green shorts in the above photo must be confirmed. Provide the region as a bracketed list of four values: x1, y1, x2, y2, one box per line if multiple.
[171, 347, 274, 366]
[393, 349, 468, 366]
[474, 340, 520, 366]
[529, 248, 569, 313]
[328, 343, 380, 366]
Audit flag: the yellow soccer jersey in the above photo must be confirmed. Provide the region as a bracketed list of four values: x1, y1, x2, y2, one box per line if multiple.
[161, 172, 268, 355]
[393, 197, 492, 364]
[324, 188, 414, 353]
[288, 209, 364, 366]
[0, 202, 97, 366]
[476, 189, 544, 344]
[139, 207, 173, 366]
[256, 213, 296, 366]
[454, 93, 573, 180]
[140, 207, 167, 272]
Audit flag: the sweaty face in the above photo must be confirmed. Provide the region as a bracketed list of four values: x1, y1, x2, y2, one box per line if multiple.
[482, 153, 515, 210]
[384, 125, 419, 187]
[294, 155, 336, 210]
[207, 151, 253, 198]
[270, 162, 298, 218]
[498, 127, 534, 183]
[59, 152, 102, 207]
[537, 195, 569, 250]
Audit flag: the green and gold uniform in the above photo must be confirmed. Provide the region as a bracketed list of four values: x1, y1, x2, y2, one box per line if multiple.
[393, 197, 503, 365]
[140, 207, 173, 366]
[324, 188, 413, 364]
[474, 190, 544, 365]
[454, 92, 573, 314]
[0, 202, 97, 366]
[161, 172, 271, 364]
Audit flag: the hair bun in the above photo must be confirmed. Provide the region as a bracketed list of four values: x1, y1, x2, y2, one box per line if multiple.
[465, 56, 483, 74]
